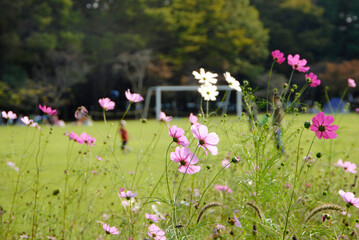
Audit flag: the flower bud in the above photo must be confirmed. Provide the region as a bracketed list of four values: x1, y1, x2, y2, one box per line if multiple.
[322, 191, 327, 196]
[283, 83, 288, 89]
[295, 93, 301, 97]
[243, 80, 249, 86]
[273, 88, 278, 93]
[266, 113, 271, 118]
[231, 157, 240, 163]
[316, 152, 322, 158]
[304, 121, 311, 129]
[293, 84, 298, 90]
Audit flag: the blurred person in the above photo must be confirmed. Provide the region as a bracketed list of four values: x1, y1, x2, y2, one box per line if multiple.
[273, 93, 284, 154]
[119, 120, 131, 153]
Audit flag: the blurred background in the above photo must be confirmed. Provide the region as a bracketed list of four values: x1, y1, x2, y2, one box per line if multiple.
[1, 0, 359, 120]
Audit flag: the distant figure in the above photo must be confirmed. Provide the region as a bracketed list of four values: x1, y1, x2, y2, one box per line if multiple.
[273, 93, 284, 154]
[119, 120, 130, 153]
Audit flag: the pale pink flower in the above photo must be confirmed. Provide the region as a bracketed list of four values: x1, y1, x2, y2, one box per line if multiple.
[159, 112, 173, 122]
[80, 132, 96, 146]
[147, 224, 166, 240]
[21, 116, 33, 125]
[272, 50, 286, 64]
[102, 223, 120, 235]
[98, 98, 115, 111]
[221, 159, 230, 168]
[215, 185, 232, 193]
[356, 108, 359, 113]
[285, 184, 293, 188]
[189, 113, 198, 125]
[348, 78, 356, 88]
[191, 124, 219, 155]
[39, 104, 57, 115]
[20, 235, 29, 239]
[1, 111, 17, 120]
[170, 147, 200, 174]
[91, 170, 98, 174]
[310, 112, 338, 139]
[336, 159, 357, 174]
[118, 188, 137, 200]
[233, 210, 242, 228]
[168, 125, 189, 147]
[341, 211, 351, 217]
[7, 161, 19, 172]
[287, 54, 310, 72]
[125, 89, 144, 103]
[96, 156, 103, 161]
[145, 213, 159, 223]
[305, 72, 321, 87]
[355, 223, 359, 229]
[339, 190, 359, 208]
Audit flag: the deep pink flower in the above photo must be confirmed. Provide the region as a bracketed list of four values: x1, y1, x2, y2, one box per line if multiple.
[159, 112, 173, 122]
[168, 125, 189, 147]
[215, 185, 232, 193]
[305, 72, 321, 87]
[348, 78, 356, 88]
[125, 89, 144, 103]
[189, 113, 198, 125]
[65, 131, 85, 144]
[98, 98, 115, 111]
[102, 223, 120, 235]
[39, 104, 57, 115]
[170, 147, 200, 174]
[336, 159, 357, 174]
[287, 54, 310, 72]
[118, 188, 137, 200]
[271, 50, 286, 64]
[356, 108, 359, 113]
[146, 213, 159, 223]
[233, 210, 242, 228]
[96, 156, 103, 161]
[79, 132, 96, 146]
[310, 112, 338, 139]
[191, 124, 219, 155]
[339, 190, 359, 208]
[147, 224, 166, 240]
[305, 184, 311, 188]
[2, 111, 17, 120]
[285, 184, 293, 188]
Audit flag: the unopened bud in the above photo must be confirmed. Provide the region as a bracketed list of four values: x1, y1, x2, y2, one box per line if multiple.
[283, 83, 288, 89]
[304, 121, 311, 129]
[316, 152, 322, 158]
[293, 84, 298, 90]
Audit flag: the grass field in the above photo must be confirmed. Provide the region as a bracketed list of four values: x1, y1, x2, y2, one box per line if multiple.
[1, 113, 358, 239]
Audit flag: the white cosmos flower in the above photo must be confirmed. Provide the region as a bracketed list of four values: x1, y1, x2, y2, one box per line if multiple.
[224, 72, 241, 92]
[193, 68, 218, 85]
[198, 84, 219, 101]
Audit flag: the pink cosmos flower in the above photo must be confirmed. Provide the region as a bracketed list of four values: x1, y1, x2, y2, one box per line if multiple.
[98, 98, 115, 111]
[65, 131, 84, 144]
[96, 156, 103, 161]
[339, 190, 359, 208]
[222, 159, 230, 168]
[215, 185, 233, 193]
[159, 111, 173, 122]
[7, 161, 19, 172]
[125, 89, 144, 103]
[310, 112, 339, 139]
[305, 72, 321, 87]
[1, 111, 17, 120]
[146, 213, 159, 223]
[285, 184, 293, 188]
[168, 125, 189, 147]
[356, 108, 359, 113]
[191, 124, 219, 155]
[287, 54, 310, 72]
[233, 210, 242, 228]
[271, 50, 286, 64]
[348, 78, 356, 88]
[305, 184, 311, 188]
[39, 104, 57, 115]
[170, 147, 200, 174]
[336, 159, 357, 174]
[189, 113, 198, 125]
[21, 116, 32, 125]
[102, 223, 120, 235]
[147, 224, 166, 240]
[118, 188, 137, 200]
[79, 132, 96, 146]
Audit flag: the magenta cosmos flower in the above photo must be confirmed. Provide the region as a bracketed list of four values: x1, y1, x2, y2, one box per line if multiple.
[39, 104, 57, 115]
[305, 72, 321, 87]
[147, 224, 166, 240]
[79, 132, 96, 146]
[356, 108, 359, 113]
[287, 54, 310, 72]
[271, 50, 286, 64]
[191, 124, 219, 155]
[118, 188, 137, 200]
[215, 185, 233, 193]
[168, 125, 189, 147]
[339, 190, 359, 208]
[98, 98, 115, 111]
[159, 111, 172, 122]
[125, 89, 144, 103]
[145, 213, 159, 223]
[170, 147, 200, 174]
[336, 159, 357, 174]
[310, 112, 338, 139]
[102, 223, 120, 235]
[2, 111, 17, 120]
[189, 113, 198, 125]
[348, 78, 356, 88]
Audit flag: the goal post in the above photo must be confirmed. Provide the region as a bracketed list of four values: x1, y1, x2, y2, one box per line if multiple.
[142, 85, 242, 120]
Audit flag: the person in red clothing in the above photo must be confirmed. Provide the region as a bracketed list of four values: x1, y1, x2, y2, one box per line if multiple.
[119, 120, 129, 153]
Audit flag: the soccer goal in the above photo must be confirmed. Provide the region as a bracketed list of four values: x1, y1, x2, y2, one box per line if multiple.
[142, 85, 242, 120]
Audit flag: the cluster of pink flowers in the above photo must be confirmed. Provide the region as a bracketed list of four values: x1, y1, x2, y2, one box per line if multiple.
[336, 159, 357, 174]
[98, 89, 144, 112]
[215, 185, 233, 193]
[310, 112, 338, 139]
[145, 213, 159, 223]
[65, 131, 96, 146]
[2, 111, 17, 120]
[118, 188, 137, 200]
